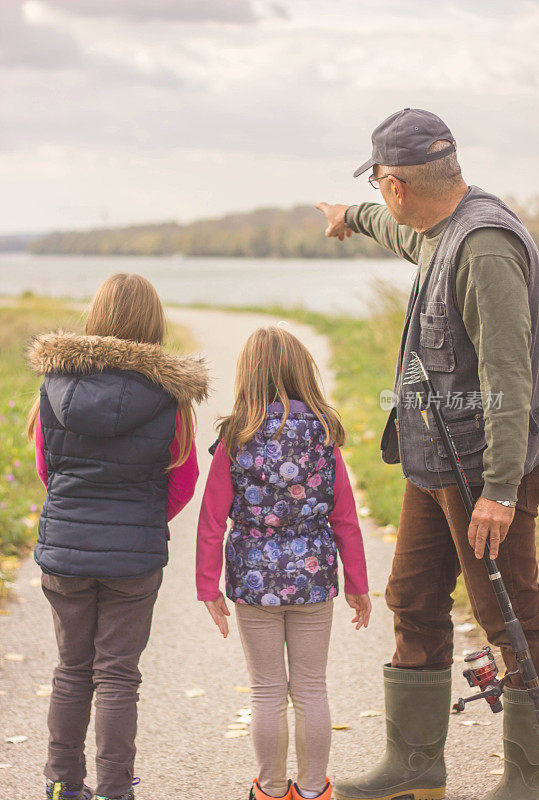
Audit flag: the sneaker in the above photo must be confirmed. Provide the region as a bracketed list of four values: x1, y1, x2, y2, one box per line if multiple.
[291, 780, 332, 800]
[249, 778, 293, 800]
[46, 781, 94, 800]
[95, 777, 140, 800]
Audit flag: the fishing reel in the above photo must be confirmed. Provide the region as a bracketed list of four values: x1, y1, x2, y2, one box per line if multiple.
[453, 646, 517, 714]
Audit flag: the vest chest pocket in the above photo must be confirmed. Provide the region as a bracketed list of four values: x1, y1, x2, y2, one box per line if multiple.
[419, 303, 455, 373]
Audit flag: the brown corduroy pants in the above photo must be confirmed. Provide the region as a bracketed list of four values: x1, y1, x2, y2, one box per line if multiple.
[42, 569, 162, 798]
[386, 466, 539, 684]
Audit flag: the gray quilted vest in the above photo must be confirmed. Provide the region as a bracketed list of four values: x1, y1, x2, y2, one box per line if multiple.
[381, 185, 539, 490]
[28, 332, 208, 579]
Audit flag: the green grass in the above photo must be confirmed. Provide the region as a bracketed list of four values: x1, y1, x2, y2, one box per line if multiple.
[0, 294, 192, 599]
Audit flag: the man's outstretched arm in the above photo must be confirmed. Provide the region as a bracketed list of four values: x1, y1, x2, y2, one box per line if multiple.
[315, 201, 422, 264]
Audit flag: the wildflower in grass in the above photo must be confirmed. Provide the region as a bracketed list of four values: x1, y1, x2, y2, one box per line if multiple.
[0, 502, 6, 510]
[6, 474, 14, 482]
[8, 400, 15, 408]
[30, 504, 38, 513]
[13, 460, 21, 468]
[0, 414, 5, 422]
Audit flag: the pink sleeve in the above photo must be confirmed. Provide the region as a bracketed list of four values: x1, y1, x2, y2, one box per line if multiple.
[166, 408, 199, 522]
[329, 445, 369, 596]
[35, 410, 48, 487]
[196, 441, 234, 602]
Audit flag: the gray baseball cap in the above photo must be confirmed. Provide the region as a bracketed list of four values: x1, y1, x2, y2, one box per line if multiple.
[353, 108, 456, 178]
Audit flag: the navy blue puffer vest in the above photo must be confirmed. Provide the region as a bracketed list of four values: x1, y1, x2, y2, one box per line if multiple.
[28, 332, 208, 579]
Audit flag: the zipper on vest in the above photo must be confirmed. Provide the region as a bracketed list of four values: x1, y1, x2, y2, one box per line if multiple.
[453, 411, 483, 428]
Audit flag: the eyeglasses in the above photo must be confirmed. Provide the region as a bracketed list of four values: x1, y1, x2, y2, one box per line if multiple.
[368, 173, 407, 189]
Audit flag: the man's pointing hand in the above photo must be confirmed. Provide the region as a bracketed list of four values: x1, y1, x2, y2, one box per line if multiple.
[315, 202, 353, 241]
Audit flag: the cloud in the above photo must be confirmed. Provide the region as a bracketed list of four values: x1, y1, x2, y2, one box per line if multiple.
[41, 0, 259, 23]
[0, 2, 187, 88]
[0, 0, 82, 69]
[0, 0, 537, 230]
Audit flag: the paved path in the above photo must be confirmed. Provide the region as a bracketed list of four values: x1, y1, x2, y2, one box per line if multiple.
[1, 308, 503, 799]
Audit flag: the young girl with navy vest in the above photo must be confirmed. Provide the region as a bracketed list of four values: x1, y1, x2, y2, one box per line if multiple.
[196, 326, 370, 800]
[27, 274, 208, 800]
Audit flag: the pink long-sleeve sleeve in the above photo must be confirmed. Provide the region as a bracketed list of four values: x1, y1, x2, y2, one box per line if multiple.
[35, 410, 48, 487]
[329, 445, 369, 596]
[167, 408, 199, 521]
[196, 441, 234, 601]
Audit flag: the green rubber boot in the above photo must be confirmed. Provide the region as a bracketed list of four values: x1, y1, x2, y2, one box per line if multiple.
[333, 665, 451, 800]
[482, 686, 539, 800]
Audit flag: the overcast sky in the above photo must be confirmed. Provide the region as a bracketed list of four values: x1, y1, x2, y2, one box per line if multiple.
[1, 0, 538, 232]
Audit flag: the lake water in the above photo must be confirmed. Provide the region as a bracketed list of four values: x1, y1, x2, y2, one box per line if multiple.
[0, 252, 416, 316]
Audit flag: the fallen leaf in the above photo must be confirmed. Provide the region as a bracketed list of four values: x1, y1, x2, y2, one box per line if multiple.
[225, 729, 249, 738]
[35, 685, 52, 697]
[490, 753, 504, 759]
[237, 716, 252, 725]
[371, 591, 383, 597]
[185, 688, 205, 698]
[382, 534, 397, 543]
[489, 769, 504, 776]
[458, 720, 492, 727]
[455, 623, 476, 634]
[358, 506, 371, 518]
[228, 723, 248, 730]
[236, 707, 251, 715]
[5, 735, 27, 744]
[4, 653, 25, 662]
[233, 686, 251, 693]
[0, 610, 11, 616]
[359, 710, 383, 718]
[331, 723, 349, 730]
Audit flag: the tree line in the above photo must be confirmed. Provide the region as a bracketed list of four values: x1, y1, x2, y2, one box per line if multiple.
[30, 199, 539, 259]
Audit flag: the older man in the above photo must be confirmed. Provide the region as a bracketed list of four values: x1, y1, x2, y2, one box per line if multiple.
[317, 109, 539, 800]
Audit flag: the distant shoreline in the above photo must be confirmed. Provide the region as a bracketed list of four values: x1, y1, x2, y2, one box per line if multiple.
[26, 204, 391, 260]
[13, 196, 538, 258]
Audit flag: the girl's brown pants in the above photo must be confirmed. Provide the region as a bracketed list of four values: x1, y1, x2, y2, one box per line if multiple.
[386, 465, 539, 682]
[42, 569, 162, 798]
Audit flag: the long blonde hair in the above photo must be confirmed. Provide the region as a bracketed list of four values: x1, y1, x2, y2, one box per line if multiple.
[218, 326, 345, 458]
[27, 273, 194, 468]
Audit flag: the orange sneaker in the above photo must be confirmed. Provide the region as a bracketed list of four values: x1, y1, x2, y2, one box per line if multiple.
[291, 780, 332, 800]
[250, 778, 293, 800]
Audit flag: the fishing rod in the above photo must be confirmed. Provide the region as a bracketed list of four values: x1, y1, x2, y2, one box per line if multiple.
[403, 351, 539, 722]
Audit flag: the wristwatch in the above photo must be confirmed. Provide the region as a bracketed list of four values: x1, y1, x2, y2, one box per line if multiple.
[494, 499, 517, 508]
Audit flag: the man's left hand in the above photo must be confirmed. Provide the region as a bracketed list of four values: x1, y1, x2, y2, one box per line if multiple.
[468, 497, 515, 559]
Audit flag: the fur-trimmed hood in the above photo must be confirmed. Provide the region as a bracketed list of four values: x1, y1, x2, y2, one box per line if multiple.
[28, 332, 209, 437]
[28, 332, 209, 405]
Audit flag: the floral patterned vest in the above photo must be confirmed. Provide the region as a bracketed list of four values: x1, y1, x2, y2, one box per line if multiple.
[222, 400, 338, 605]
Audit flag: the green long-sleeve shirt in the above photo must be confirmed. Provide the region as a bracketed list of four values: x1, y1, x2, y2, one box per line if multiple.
[346, 202, 532, 502]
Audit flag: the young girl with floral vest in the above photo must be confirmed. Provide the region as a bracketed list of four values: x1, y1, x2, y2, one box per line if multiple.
[27, 274, 208, 800]
[196, 326, 370, 800]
